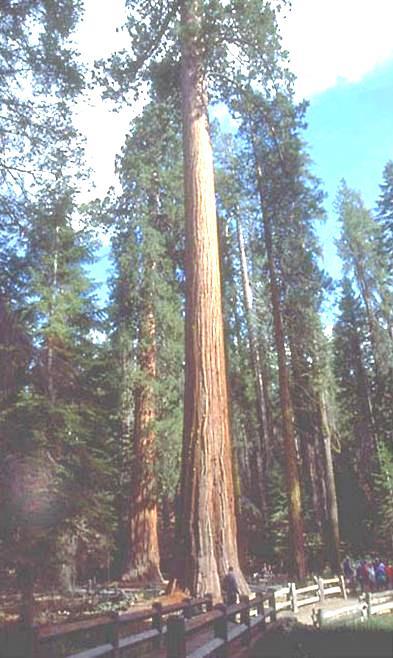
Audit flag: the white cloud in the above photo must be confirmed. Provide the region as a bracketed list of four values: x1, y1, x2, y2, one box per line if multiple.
[73, 0, 145, 201]
[73, 0, 393, 200]
[279, 0, 393, 98]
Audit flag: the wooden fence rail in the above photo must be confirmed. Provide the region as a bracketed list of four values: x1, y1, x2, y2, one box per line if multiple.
[2, 575, 350, 658]
[315, 590, 393, 628]
[8, 595, 213, 658]
[165, 595, 272, 658]
[264, 575, 347, 615]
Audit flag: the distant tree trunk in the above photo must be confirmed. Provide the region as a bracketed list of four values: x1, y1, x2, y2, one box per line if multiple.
[47, 224, 59, 405]
[318, 391, 341, 573]
[58, 534, 78, 593]
[352, 256, 382, 376]
[288, 334, 325, 537]
[17, 563, 35, 626]
[235, 213, 269, 521]
[252, 151, 306, 579]
[175, 0, 248, 600]
[122, 300, 163, 584]
[351, 315, 379, 494]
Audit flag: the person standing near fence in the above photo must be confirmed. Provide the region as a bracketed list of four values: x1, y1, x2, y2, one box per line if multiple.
[343, 556, 354, 589]
[375, 560, 387, 591]
[385, 561, 393, 589]
[222, 567, 239, 605]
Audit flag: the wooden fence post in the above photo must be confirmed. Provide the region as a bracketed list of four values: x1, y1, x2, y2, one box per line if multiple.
[318, 577, 325, 602]
[256, 594, 266, 629]
[109, 612, 119, 658]
[240, 595, 250, 646]
[182, 597, 193, 619]
[205, 593, 213, 611]
[290, 582, 298, 613]
[166, 615, 186, 658]
[339, 574, 347, 600]
[152, 602, 163, 649]
[317, 608, 324, 629]
[214, 603, 228, 658]
[268, 591, 277, 622]
[365, 592, 372, 618]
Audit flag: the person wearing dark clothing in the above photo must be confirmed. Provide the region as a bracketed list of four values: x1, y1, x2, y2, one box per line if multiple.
[356, 561, 367, 593]
[343, 556, 354, 589]
[222, 567, 239, 605]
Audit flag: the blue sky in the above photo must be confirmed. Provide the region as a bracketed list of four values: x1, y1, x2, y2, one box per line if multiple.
[77, 1, 393, 315]
[306, 59, 393, 283]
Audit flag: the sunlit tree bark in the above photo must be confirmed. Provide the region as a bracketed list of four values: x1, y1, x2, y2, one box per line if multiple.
[175, 0, 248, 600]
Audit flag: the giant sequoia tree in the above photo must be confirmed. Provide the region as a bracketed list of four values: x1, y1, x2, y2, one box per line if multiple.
[102, 0, 286, 597]
[175, 0, 245, 597]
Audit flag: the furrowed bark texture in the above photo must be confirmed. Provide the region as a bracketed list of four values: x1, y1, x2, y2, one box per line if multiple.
[122, 304, 163, 584]
[176, 0, 248, 601]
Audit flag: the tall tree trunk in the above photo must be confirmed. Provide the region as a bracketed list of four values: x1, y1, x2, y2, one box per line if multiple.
[318, 391, 341, 573]
[175, 0, 248, 600]
[252, 149, 306, 579]
[351, 317, 379, 494]
[235, 213, 269, 521]
[47, 224, 59, 405]
[288, 333, 325, 537]
[122, 301, 163, 584]
[353, 256, 382, 376]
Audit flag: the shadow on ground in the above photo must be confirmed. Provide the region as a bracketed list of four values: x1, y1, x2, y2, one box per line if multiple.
[249, 621, 393, 658]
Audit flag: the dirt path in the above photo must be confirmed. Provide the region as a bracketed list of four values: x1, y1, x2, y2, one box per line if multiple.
[293, 596, 359, 626]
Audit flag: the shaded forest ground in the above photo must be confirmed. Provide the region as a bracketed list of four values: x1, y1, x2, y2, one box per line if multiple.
[250, 623, 393, 658]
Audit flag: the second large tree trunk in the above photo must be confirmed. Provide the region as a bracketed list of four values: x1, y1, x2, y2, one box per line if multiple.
[236, 214, 269, 522]
[122, 303, 163, 584]
[318, 391, 341, 573]
[175, 0, 248, 601]
[253, 150, 306, 580]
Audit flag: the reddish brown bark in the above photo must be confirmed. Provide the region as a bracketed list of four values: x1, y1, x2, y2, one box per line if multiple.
[318, 391, 341, 573]
[252, 151, 306, 580]
[122, 304, 163, 584]
[175, 0, 248, 601]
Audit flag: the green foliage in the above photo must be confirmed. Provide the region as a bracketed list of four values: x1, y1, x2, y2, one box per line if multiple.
[373, 443, 393, 554]
[107, 94, 185, 571]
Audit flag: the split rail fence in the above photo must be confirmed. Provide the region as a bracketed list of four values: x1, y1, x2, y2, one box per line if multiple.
[3, 575, 350, 658]
[257, 575, 347, 615]
[315, 589, 393, 628]
[4, 593, 274, 658]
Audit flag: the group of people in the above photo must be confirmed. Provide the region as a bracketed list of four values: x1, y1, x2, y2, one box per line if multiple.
[343, 556, 393, 593]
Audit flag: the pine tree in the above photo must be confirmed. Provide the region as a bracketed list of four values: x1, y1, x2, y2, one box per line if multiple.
[333, 280, 376, 539]
[0, 0, 117, 615]
[336, 181, 392, 375]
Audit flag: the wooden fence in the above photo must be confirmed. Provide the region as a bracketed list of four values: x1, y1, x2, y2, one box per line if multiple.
[4, 595, 213, 658]
[2, 575, 350, 658]
[164, 594, 272, 658]
[266, 575, 347, 615]
[30, 593, 270, 658]
[315, 590, 393, 628]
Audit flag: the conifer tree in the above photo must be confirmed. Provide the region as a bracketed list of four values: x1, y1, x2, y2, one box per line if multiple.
[110, 93, 184, 584]
[101, 0, 288, 598]
[0, 0, 117, 612]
